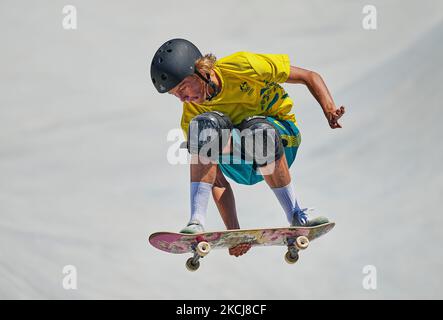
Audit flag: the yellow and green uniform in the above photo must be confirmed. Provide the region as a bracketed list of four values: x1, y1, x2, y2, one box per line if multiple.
[181, 51, 301, 185]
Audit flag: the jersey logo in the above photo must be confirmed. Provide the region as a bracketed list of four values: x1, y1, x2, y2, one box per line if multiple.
[240, 82, 255, 96]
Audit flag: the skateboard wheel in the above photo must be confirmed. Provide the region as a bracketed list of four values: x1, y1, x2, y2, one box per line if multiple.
[295, 236, 309, 250]
[285, 251, 299, 264]
[196, 241, 211, 257]
[185, 258, 200, 272]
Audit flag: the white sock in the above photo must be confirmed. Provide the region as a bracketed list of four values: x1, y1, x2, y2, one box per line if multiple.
[190, 182, 213, 226]
[271, 183, 302, 223]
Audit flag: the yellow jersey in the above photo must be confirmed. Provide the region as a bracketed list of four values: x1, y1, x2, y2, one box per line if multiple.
[180, 51, 295, 137]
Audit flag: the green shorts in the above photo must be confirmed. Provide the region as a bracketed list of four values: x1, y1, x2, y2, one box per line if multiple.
[218, 117, 301, 185]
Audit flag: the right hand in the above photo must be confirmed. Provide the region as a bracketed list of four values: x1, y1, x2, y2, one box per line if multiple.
[229, 243, 252, 257]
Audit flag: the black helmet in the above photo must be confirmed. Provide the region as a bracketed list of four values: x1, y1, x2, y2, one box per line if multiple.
[150, 39, 203, 93]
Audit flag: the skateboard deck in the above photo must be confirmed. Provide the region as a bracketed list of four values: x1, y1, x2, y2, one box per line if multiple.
[149, 222, 335, 271]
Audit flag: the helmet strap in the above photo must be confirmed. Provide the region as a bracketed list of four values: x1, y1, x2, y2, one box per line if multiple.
[194, 70, 220, 101]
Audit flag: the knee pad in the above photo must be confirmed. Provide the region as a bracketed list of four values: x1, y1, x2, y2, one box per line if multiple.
[237, 116, 284, 167]
[187, 111, 233, 158]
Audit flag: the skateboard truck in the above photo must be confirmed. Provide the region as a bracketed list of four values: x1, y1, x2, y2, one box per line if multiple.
[285, 236, 309, 264]
[185, 237, 211, 272]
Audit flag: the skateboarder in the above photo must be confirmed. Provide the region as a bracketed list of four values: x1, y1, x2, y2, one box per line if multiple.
[150, 39, 345, 257]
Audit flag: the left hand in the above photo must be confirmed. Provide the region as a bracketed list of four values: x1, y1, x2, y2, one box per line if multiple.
[324, 105, 345, 129]
[229, 243, 252, 257]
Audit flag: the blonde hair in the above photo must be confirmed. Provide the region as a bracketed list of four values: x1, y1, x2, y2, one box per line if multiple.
[195, 53, 217, 75]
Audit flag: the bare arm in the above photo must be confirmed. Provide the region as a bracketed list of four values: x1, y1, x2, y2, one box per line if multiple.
[213, 166, 251, 257]
[285, 66, 345, 129]
[213, 166, 240, 230]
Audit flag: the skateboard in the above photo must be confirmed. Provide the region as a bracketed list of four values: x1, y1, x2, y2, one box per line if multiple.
[148, 222, 335, 271]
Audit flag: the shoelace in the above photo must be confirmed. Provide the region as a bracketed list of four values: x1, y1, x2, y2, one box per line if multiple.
[188, 220, 201, 226]
[296, 207, 315, 225]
